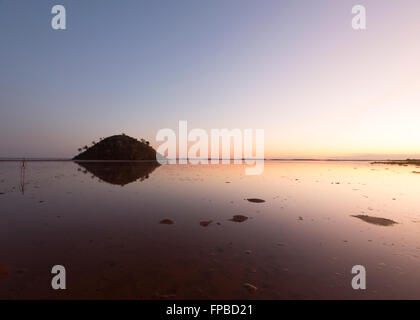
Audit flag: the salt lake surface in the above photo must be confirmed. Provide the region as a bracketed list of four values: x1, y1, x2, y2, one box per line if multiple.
[1, 160, 420, 299]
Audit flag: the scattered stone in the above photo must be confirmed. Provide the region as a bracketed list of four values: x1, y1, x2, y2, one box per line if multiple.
[246, 198, 265, 203]
[200, 220, 213, 227]
[159, 219, 174, 225]
[351, 215, 397, 226]
[229, 215, 248, 223]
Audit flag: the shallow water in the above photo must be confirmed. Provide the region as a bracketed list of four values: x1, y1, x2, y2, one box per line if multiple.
[1, 160, 420, 299]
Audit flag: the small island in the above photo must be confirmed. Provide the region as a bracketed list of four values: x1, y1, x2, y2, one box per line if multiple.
[73, 134, 160, 161]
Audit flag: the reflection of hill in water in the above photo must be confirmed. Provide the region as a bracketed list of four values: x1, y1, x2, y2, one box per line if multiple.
[76, 162, 160, 186]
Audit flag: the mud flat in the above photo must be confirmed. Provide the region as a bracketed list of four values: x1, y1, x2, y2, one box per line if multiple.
[2, 160, 420, 299]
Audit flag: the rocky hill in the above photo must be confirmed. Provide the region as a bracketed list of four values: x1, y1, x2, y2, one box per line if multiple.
[73, 135, 159, 161]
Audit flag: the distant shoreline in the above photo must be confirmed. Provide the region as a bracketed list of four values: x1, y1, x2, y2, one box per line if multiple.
[371, 159, 420, 166]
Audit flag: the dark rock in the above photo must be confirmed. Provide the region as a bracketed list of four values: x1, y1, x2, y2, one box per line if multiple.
[160, 219, 175, 225]
[200, 220, 212, 227]
[229, 215, 248, 223]
[351, 215, 397, 226]
[246, 198, 265, 203]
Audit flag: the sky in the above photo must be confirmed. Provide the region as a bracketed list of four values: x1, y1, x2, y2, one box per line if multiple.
[1, 0, 420, 159]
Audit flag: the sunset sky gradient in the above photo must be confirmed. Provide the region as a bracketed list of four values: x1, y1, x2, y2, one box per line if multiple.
[1, 0, 420, 159]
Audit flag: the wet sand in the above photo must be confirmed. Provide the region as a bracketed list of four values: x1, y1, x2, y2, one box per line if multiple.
[1, 161, 420, 299]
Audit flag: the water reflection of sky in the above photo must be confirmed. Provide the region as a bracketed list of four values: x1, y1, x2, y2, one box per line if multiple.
[1, 161, 420, 299]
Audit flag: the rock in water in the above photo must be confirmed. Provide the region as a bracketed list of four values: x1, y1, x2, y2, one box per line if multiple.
[229, 215, 248, 223]
[200, 220, 213, 227]
[351, 215, 397, 226]
[159, 219, 175, 225]
[246, 198, 266, 203]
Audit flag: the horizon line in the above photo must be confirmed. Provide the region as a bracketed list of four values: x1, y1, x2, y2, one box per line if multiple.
[0, 157, 417, 162]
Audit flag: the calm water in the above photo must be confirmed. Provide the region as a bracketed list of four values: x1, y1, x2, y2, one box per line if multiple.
[1, 160, 420, 299]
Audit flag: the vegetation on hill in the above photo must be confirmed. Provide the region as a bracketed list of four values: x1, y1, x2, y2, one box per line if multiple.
[73, 134, 159, 161]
